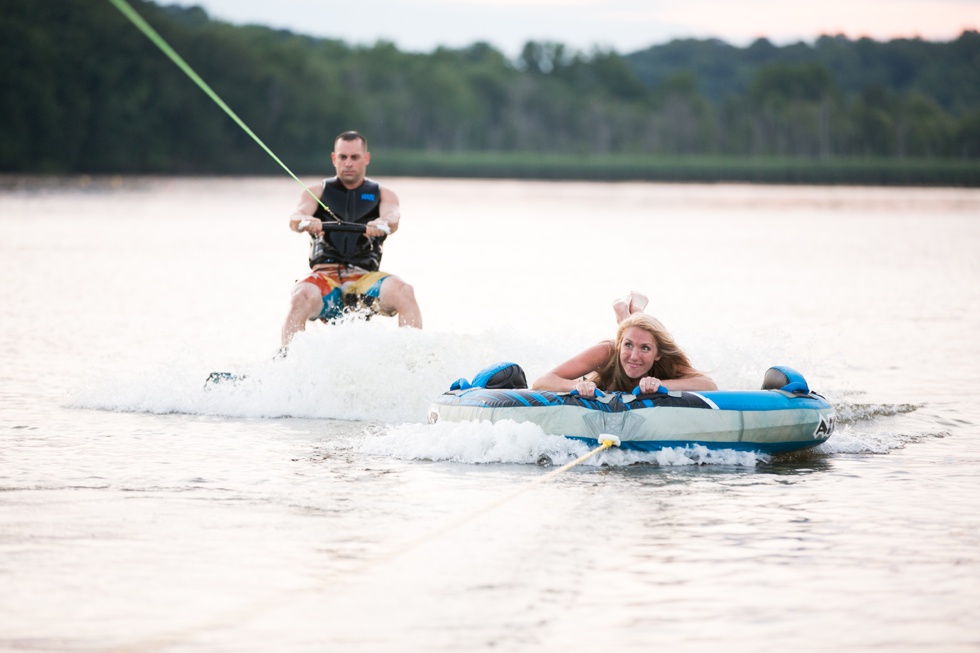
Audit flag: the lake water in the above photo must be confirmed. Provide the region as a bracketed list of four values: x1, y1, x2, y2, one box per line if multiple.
[1, 176, 979, 652]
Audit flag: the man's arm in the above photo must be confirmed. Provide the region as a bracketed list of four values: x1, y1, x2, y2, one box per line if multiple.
[289, 181, 325, 235]
[365, 186, 400, 238]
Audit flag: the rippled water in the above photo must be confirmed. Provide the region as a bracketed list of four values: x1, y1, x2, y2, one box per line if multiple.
[1, 177, 978, 652]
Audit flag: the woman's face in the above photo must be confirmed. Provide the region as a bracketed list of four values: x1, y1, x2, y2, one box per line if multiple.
[619, 326, 660, 379]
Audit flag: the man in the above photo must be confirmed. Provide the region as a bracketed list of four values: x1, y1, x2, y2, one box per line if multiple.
[281, 131, 422, 347]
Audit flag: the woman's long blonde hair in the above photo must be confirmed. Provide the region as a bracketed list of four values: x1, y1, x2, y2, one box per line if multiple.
[591, 314, 698, 392]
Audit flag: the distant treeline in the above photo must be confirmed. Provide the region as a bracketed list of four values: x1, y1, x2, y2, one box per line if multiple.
[2, 0, 979, 185]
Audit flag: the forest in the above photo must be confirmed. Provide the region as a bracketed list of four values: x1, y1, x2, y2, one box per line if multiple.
[2, 0, 979, 184]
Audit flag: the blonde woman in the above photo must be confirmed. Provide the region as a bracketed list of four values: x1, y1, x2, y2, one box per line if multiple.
[532, 295, 716, 397]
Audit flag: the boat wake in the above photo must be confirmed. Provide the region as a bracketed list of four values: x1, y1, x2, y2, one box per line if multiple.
[67, 320, 936, 463]
[822, 393, 945, 454]
[834, 400, 920, 424]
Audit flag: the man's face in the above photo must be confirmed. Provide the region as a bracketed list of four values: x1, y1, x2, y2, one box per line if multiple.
[331, 138, 370, 188]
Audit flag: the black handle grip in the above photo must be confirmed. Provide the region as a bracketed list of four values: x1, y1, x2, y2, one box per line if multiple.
[321, 222, 366, 233]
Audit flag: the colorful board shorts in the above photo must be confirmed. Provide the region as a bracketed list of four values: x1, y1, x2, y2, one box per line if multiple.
[300, 265, 394, 322]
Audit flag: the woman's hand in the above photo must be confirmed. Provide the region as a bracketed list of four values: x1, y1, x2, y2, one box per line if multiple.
[637, 376, 662, 394]
[574, 378, 597, 398]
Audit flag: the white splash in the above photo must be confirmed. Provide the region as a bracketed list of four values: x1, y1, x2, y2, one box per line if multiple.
[69, 320, 562, 423]
[333, 419, 766, 467]
[68, 318, 928, 463]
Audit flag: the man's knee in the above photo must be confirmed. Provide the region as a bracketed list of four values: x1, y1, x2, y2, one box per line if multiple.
[380, 277, 416, 308]
[289, 283, 323, 318]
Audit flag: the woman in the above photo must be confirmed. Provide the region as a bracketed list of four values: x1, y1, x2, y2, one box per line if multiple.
[532, 294, 717, 397]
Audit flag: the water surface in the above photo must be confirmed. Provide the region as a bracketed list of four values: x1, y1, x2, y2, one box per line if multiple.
[1, 177, 978, 652]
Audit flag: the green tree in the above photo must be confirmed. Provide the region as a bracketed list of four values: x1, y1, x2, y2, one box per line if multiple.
[743, 63, 842, 156]
[954, 110, 980, 157]
[852, 84, 898, 156]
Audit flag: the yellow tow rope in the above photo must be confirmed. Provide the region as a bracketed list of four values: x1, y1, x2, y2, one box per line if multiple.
[104, 436, 620, 653]
[374, 436, 622, 561]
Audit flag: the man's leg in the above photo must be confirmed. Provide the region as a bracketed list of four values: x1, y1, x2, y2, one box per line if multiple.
[377, 276, 422, 328]
[281, 281, 325, 347]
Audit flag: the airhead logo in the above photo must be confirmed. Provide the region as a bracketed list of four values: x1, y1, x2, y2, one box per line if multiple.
[814, 414, 836, 438]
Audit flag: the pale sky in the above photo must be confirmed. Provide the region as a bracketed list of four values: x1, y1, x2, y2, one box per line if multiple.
[157, 0, 980, 55]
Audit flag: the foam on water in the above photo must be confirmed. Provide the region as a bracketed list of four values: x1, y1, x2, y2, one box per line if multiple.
[834, 398, 920, 423]
[334, 419, 767, 467]
[69, 319, 563, 423]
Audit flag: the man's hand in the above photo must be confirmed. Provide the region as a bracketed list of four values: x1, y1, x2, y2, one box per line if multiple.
[296, 217, 324, 235]
[365, 220, 391, 238]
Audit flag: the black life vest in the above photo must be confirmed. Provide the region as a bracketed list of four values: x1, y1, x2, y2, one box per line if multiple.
[308, 177, 384, 270]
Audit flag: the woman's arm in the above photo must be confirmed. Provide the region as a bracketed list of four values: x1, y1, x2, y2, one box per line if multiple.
[532, 343, 612, 395]
[660, 367, 717, 391]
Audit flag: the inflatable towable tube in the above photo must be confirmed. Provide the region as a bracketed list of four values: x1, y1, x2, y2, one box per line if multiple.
[428, 364, 836, 454]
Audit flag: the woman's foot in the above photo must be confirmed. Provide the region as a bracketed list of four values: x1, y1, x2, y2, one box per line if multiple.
[628, 291, 648, 314]
[614, 292, 649, 323]
[613, 295, 631, 323]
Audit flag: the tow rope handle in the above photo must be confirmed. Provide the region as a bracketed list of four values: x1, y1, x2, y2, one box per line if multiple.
[298, 219, 389, 235]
